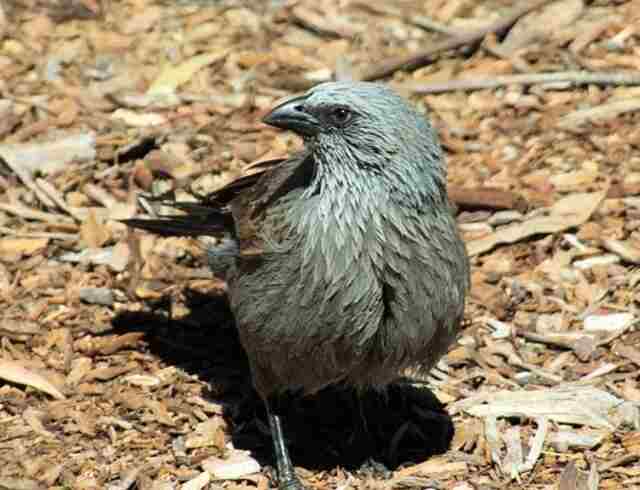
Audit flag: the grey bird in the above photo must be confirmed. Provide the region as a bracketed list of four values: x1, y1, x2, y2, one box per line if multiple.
[124, 81, 470, 490]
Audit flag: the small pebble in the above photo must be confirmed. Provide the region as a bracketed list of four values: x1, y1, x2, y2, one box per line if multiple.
[79, 287, 114, 306]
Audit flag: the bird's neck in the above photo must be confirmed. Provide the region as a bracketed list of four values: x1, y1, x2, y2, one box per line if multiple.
[305, 147, 449, 213]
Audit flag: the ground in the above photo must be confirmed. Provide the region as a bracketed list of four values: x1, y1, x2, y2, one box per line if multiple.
[0, 0, 639, 489]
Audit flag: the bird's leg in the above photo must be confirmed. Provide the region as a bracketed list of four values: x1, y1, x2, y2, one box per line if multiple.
[265, 400, 305, 490]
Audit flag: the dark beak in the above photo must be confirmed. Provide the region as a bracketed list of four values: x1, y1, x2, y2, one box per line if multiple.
[262, 95, 320, 137]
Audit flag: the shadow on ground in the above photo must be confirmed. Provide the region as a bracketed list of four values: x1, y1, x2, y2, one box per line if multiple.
[112, 288, 454, 473]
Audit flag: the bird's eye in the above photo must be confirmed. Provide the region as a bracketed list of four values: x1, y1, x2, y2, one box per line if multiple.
[331, 107, 351, 125]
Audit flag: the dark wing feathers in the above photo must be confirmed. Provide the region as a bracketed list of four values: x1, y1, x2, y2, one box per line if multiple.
[122, 156, 309, 245]
[201, 158, 286, 205]
[123, 213, 227, 237]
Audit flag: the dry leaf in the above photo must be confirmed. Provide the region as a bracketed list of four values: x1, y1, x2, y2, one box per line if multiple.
[147, 50, 229, 95]
[395, 457, 468, 477]
[201, 452, 261, 480]
[467, 191, 606, 256]
[558, 97, 640, 129]
[502, 0, 584, 53]
[464, 386, 626, 430]
[186, 417, 227, 450]
[0, 359, 65, 399]
[0, 133, 96, 175]
[111, 108, 167, 127]
[181, 471, 210, 490]
[0, 237, 49, 261]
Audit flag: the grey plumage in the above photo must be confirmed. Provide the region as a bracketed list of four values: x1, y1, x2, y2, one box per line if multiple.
[234, 83, 468, 397]
[124, 81, 469, 489]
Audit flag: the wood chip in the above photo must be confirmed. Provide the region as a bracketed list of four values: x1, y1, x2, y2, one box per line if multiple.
[558, 97, 640, 129]
[0, 359, 65, 399]
[394, 457, 468, 477]
[583, 313, 634, 333]
[465, 386, 624, 430]
[0, 237, 49, 261]
[181, 471, 211, 490]
[467, 190, 607, 256]
[147, 50, 229, 96]
[0, 132, 96, 174]
[201, 452, 261, 480]
[601, 238, 640, 264]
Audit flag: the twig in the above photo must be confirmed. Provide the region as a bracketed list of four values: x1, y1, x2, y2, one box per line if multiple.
[448, 186, 528, 213]
[411, 15, 463, 37]
[520, 418, 549, 473]
[84, 182, 118, 209]
[35, 178, 85, 221]
[402, 71, 640, 94]
[599, 453, 640, 472]
[569, 20, 611, 54]
[0, 225, 77, 241]
[483, 37, 532, 73]
[514, 328, 589, 352]
[575, 362, 631, 384]
[516, 331, 568, 350]
[290, 5, 361, 38]
[0, 202, 76, 225]
[559, 96, 640, 129]
[350, 1, 462, 36]
[0, 155, 56, 209]
[360, 0, 556, 81]
[597, 319, 639, 347]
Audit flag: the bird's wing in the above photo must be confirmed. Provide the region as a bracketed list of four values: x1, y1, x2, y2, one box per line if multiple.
[121, 157, 288, 237]
[122, 153, 312, 254]
[230, 152, 313, 258]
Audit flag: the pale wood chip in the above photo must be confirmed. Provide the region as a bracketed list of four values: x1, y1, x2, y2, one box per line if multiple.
[0, 359, 65, 399]
[467, 191, 607, 256]
[465, 386, 624, 430]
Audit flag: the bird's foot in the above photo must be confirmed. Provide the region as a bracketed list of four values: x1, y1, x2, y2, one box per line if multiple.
[358, 458, 392, 479]
[279, 476, 307, 490]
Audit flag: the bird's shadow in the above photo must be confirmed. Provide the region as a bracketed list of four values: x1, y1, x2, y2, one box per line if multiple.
[112, 289, 454, 473]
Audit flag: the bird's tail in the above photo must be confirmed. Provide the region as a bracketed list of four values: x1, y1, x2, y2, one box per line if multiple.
[122, 194, 230, 238]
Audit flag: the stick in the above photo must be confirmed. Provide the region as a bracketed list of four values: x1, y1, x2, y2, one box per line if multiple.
[0, 226, 77, 241]
[0, 202, 76, 225]
[360, 0, 557, 81]
[559, 96, 640, 128]
[448, 186, 528, 213]
[0, 155, 57, 209]
[349, 1, 463, 36]
[401, 71, 640, 94]
[35, 178, 85, 221]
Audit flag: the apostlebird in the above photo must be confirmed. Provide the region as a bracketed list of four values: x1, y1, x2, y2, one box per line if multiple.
[124, 81, 470, 490]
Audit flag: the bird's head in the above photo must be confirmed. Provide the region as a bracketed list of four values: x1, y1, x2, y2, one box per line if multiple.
[262, 81, 445, 180]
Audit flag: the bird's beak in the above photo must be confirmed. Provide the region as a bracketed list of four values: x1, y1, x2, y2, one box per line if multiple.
[262, 95, 320, 137]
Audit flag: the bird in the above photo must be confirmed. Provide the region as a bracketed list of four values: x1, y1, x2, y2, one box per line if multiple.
[124, 81, 470, 490]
